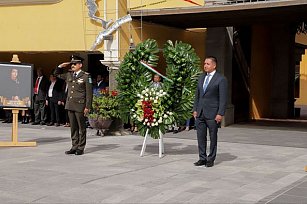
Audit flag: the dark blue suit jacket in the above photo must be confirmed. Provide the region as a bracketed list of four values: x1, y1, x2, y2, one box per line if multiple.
[193, 72, 228, 119]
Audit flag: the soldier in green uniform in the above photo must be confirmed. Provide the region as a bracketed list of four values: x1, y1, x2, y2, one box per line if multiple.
[55, 55, 93, 155]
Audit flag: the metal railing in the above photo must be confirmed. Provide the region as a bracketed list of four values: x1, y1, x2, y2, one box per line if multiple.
[205, 0, 283, 5]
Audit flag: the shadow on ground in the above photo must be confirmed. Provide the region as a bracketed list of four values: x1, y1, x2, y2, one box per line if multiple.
[86, 144, 120, 153]
[215, 153, 237, 165]
[234, 120, 307, 132]
[29, 137, 69, 144]
[133, 142, 198, 155]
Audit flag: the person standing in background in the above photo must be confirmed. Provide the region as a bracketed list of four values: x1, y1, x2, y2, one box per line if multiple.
[46, 74, 64, 126]
[93, 74, 108, 96]
[150, 74, 163, 89]
[32, 68, 49, 125]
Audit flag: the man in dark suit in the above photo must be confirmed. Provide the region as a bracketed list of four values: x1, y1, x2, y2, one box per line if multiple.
[46, 74, 64, 126]
[32, 68, 49, 125]
[193, 56, 228, 167]
[93, 74, 108, 96]
[55, 55, 93, 155]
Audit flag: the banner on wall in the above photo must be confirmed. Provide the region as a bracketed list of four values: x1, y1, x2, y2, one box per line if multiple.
[128, 0, 204, 10]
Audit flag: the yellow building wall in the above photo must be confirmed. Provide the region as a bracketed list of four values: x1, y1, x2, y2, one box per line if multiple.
[295, 33, 307, 105]
[250, 25, 273, 119]
[296, 53, 307, 105]
[0, 0, 106, 51]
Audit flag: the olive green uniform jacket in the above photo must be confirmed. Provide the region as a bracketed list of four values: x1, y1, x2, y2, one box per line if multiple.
[54, 68, 93, 112]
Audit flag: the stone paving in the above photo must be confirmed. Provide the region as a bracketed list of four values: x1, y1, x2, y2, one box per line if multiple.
[0, 121, 306, 203]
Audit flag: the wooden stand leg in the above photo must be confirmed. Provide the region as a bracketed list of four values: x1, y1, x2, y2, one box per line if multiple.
[304, 166, 307, 172]
[0, 108, 36, 147]
[140, 129, 149, 157]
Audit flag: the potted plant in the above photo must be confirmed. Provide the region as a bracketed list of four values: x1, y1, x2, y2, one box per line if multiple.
[88, 89, 120, 135]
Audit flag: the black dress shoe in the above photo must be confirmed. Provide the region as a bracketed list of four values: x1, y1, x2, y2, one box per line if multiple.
[55, 123, 60, 127]
[32, 122, 40, 125]
[206, 161, 214, 167]
[75, 150, 84, 155]
[40, 122, 46, 125]
[47, 122, 54, 126]
[65, 149, 76, 155]
[194, 160, 207, 166]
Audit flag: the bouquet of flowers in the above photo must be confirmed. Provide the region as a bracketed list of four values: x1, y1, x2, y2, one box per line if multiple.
[131, 87, 175, 139]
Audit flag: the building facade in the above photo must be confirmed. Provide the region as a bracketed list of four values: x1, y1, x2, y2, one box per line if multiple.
[1, 0, 307, 123]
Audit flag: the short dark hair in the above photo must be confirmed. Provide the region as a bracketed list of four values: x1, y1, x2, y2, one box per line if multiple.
[205, 56, 217, 65]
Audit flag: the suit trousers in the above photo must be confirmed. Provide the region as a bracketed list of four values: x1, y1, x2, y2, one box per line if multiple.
[34, 95, 47, 123]
[68, 110, 86, 151]
[196, 113, 219, 162]
[49, 100, 60, 124]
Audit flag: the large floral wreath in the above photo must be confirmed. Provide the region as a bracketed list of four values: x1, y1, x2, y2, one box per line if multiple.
[116, 39, 200, 139]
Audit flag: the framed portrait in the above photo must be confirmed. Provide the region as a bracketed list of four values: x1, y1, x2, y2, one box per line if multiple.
[0, 62, 33, 108]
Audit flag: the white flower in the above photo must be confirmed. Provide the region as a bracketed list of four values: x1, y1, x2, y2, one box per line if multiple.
[169, 112, 173, 115]
[143, 122, 146, 125]
[158, 119, 162, 123]
[131, 108, 135, 112]
[145, 119, 148, 122]
[163, 114, 168, 119]
[142, 90, 146, 94]
[140, 95, 144, 99]
[144, 98, 148, 101]
[153, 119, 156, 122]
[145, 88, 149, 92]
[147, 122, 151, 126]
[154, 100, 158, 103]
[137, 94, 141, 97]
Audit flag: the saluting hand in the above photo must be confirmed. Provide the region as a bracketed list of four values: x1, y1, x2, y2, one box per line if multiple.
[59, 62, 71, 68]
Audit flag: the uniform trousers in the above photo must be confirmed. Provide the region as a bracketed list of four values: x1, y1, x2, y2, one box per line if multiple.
[68, 110, 86, 151]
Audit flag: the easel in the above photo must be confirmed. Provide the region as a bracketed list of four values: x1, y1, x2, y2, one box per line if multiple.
[0, 108, 36, 147]
[140, 129, 165, 158]
[305, 166, 307, 172]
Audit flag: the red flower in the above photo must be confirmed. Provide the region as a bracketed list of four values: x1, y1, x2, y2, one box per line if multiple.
[111, 90, 118, 96]
[142, 100, 155, 123]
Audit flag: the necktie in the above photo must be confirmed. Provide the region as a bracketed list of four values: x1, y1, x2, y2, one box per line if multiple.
[73, 72, 77, 79]
[34, 77, 39, 94]
[203, 74, 210, 92]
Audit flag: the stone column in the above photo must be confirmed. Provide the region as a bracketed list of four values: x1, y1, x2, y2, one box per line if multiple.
[205, 27, 234, 126]
[270, 24, 296, 118]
